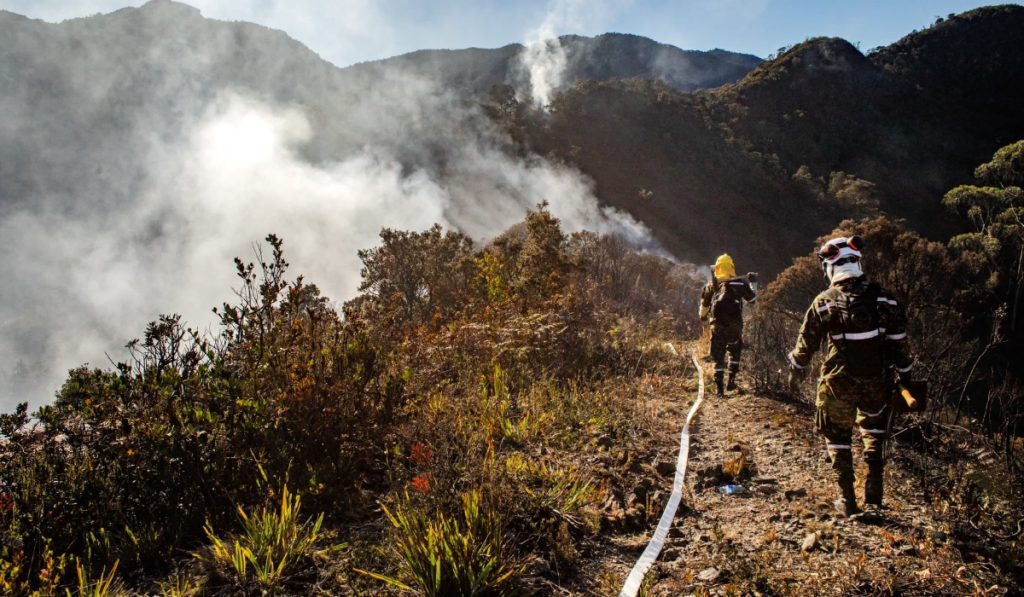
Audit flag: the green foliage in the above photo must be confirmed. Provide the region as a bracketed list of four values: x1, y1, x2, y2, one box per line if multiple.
[942, 142, 1024, 341]
[361, 489, 522, 596]
[939, 141, 1024, 465]
[156, 572, 202, 597]
[0, 541, 69, 596]
[975, 139, 1024, 187]
[197, 485, 337, 593]
[827, 171, 880, 217]
[501, 453, 593, 516]
[70, 558, 124, 597]
[475, 250, 509, 304]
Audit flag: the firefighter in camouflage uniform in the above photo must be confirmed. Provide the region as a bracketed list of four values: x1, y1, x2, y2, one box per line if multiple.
[787, 235, 914, 516]
[700, 254, 757, 396]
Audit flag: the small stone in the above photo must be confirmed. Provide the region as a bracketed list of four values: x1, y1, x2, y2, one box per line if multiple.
[801, 532, 818, 552]
[697, 566, 721, 582]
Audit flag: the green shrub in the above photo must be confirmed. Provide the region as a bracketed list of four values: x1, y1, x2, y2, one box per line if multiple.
[196, 485, 338, 593]
[361, 489, 522, 596]
[70, 558, 125, 597]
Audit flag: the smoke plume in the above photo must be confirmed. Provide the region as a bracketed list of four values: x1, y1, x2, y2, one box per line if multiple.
[516, 0, 629, 107]
[0, 5, 654, 410]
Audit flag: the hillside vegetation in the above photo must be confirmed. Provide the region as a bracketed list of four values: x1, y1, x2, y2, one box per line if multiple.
[498, 5, 1024, 273]
[0, 205, 707, 594]
[3, 2, 1022, 274]
[2, 140, 1024, 594]
[1, 3, 1024, 594]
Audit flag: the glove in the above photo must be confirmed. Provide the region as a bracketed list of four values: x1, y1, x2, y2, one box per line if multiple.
[787, 369, 805, 393]
[785, 352, 805, 392]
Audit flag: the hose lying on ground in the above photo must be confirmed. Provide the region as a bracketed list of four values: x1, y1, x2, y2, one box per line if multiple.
[619, 346, 705, 597]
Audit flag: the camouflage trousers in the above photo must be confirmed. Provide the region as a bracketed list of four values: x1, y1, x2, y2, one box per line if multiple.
[815, 375, 891, 483]
[710, 321, 744, 376]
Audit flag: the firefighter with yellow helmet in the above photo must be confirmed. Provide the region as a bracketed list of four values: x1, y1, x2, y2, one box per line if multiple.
[786, 235, 914, 516]
[699, 254, 757, 396]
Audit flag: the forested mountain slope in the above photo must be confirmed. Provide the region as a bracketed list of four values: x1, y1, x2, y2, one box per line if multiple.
[507, 5, 1024, 273]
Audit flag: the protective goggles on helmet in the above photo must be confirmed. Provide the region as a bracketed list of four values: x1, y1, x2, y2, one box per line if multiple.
[817, 235, 864, 262]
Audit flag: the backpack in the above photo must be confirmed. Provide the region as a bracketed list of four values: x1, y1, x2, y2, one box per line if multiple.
[821, 281, 887, 377]
[710, 279, 743, 322]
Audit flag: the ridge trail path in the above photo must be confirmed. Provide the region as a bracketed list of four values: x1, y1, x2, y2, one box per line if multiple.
[596, 341, 983, 596]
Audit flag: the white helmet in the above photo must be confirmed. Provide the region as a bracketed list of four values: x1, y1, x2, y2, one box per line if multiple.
[817, 235, 864, 283]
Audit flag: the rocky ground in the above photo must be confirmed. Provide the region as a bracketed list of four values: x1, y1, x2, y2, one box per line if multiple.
[578, 342, 1017, 596]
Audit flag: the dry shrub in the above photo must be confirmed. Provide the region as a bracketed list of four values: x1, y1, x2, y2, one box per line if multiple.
[382, 366, 648, 582]
[1, 205, 690, 593]
[0, 235, 401, 590]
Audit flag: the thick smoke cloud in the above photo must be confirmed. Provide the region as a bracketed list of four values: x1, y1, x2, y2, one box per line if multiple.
[0, 8, 654, 411]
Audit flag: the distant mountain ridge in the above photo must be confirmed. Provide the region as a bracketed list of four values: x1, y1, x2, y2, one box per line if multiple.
[0, 0, 761, 211]
[346, 32, 761, 97]
[3, 1, 1024, 402]
[511, 5, 1024, 272]
[2, 1, 1022, 270]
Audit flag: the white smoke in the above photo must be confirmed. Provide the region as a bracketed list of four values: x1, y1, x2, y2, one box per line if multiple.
[516, 0, 630, 107]
[0, 83, 654, 411]
[0, 2, 660, 411]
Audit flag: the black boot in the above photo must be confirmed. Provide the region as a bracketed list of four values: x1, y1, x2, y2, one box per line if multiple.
[834, 476, 862, 517]
[865, 462, 884, 507]
[714, 371, 724, 396]
[830, 450, 861, 517]
[726, 372, 737, 391]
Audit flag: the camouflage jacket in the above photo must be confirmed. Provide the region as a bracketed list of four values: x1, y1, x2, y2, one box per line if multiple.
[788, 277, 913, 380]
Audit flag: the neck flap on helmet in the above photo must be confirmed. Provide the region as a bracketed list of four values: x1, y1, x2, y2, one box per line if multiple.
[714, 253, 736, 281]
[818, 236, 864, 283]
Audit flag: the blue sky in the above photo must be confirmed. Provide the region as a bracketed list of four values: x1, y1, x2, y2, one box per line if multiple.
[0, 0, 1016, 66]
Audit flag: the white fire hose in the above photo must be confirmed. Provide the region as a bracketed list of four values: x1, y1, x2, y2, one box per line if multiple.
[619, 346, 705, 597]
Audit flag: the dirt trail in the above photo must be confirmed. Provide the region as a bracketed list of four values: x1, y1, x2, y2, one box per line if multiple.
[593, 342, 1009, 596]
